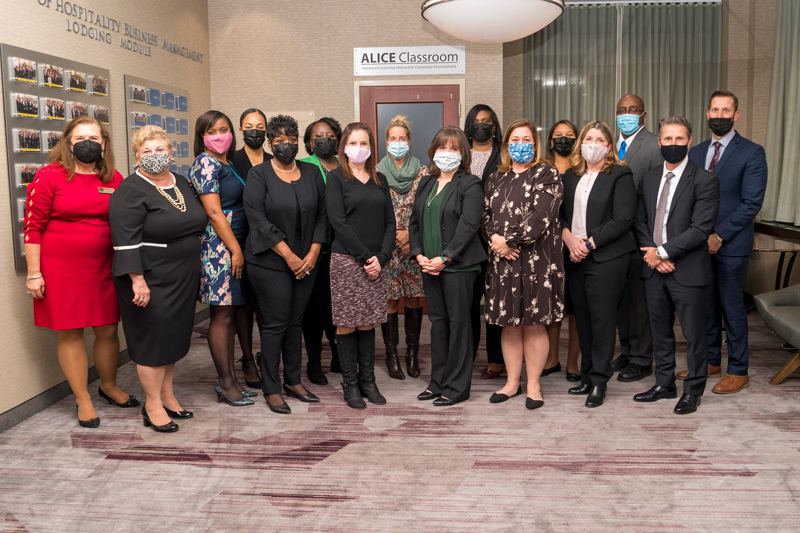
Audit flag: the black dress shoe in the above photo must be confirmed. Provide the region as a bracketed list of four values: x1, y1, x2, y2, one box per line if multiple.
[76, 406, 99, 428]
[568, 383, 591, 395]
[633, 384, 677, 403]
[417, 390, 438, 401]
[541, 362, 561, 377]
[283, 384, 320, 403]
[266, 396, 291, 414]
[141, 406, 178, 432]
[525, 397, 544, 410]
[306, 363, 328, 386]
[433, 397, 461, 406]
[610, 355, 630, 372]
[566, 372, 581, 382]
[617, 363, 654, 382]
[489, 385, 522, 404]
[585, 385, 606, 408]
[98, 387, 140, 408]
[164, 407, 194, 419]
[673, 393, 701, 415]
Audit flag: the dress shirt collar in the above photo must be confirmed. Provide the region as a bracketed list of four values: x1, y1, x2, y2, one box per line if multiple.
[711, 128, 736, 148]
[662, 155, 689, 181]
[617, 125, 643, 152]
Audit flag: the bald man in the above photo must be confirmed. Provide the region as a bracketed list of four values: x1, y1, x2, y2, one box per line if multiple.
[612, 94, 664, 382]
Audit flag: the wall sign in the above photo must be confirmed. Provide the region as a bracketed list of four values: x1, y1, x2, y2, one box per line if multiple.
[353, 46, 465, 76]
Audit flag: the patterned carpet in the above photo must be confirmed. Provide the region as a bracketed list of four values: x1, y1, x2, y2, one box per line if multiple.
[1, 313, 799, 532]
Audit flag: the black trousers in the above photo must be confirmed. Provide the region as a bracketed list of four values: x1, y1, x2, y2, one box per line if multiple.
[645, 273, 708, 396]
[472, 264, 503, 364]
[617, 251, 653, 365]
[566, 253, 629, 387]
[302, 253, 336, 362]
[249, 263, 317, 395]
[425, 270, 478, 401]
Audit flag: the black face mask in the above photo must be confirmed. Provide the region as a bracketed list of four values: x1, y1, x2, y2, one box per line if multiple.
[708, 117, 734, 137]
[72, 139, 103, 164]
[552, 136, 576, 157]
[470, 122, 494, 143]
[314, 137, 338, 159]
[272, 142, 299, 165]
[660, 144, 688, 165]
[242, 129, 265, 149]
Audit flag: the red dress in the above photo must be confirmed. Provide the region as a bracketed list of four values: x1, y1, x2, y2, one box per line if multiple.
[23, 163, 123, 330]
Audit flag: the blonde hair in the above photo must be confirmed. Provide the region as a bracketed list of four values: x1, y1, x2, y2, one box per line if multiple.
[498, 118, 543, 173]
[132, 125, 174, 156]
[570, 121, 626, 175]
[385, 115, 411, 143]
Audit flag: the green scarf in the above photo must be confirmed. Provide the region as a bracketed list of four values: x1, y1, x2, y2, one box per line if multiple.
[377, 154, 421, 194]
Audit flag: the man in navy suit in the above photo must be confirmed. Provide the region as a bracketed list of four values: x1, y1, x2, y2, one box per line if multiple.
[683, 91, 768, 394]
[633, 115, 719, 414]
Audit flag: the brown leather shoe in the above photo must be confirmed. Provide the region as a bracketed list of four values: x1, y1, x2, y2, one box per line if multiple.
[676, 364, 722, 380]
[712, 373, 750, 394]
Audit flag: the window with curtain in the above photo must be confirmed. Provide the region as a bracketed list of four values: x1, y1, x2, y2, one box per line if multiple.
[523, 1, 721, 142]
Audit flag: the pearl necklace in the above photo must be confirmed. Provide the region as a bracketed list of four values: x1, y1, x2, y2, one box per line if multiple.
[271, 160, 296, 173]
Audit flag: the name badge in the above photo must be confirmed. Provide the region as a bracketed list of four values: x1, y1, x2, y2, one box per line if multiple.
[98, 187, 115, 194]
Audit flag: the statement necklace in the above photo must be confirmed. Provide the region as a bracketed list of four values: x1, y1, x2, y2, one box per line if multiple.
[138, 172, 186, 213]
[271, 160, 297, 173]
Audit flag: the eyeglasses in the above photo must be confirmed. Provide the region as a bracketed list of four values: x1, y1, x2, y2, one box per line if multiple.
[616, 107, 643, 115]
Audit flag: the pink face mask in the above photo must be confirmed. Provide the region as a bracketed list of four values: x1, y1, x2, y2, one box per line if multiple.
[344, 145, 371, 164]
[204, 132, 233, 154]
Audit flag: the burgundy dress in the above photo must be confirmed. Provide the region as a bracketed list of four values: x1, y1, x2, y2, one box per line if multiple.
[23, 163, 123, 330]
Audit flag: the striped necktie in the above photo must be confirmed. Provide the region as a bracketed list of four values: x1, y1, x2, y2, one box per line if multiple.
[708, 142, 721, 173]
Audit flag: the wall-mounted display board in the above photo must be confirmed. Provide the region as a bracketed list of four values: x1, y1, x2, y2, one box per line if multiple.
[123, 75, 191, 177]
[1, 43, 111, 270]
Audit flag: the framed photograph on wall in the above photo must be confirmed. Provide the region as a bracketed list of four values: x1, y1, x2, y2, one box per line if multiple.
[12, 93, 39, 118]
[42, 97, 66, 120]
[179, 141, 190, 158]
[130, 84, 146, 104]
[41, 64, 63, 88]
[131, 111, 148, 129]
[92, 75, 108, 96]
[178, 118, 189, 135]
[177, 95, 188, 113]
[10, 57, 37, 83]
[92, 105, 109, 125]
[69, 101, 89, 119]
[148, 88, 161, 106]
[148, 113, 162, 127]
[67, 70, 87, 92]
[14, 129, 41, 152]
[44, 131, 62, 151]
[163, 115, 176, 133]
[162, 92, 175, 110]
[16, 163, 42, 185]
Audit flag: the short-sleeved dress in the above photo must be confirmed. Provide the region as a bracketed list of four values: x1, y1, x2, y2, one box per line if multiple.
[23, 163, 123, 330]
[109, 172, 208, 366]
[482, 163, 565, 327]
[387, 167, 428, 299]
[189, 152, 249, 306]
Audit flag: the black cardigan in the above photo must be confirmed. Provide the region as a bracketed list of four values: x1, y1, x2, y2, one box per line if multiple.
[409, 171, 488, 269]
[231, 148, 273, 182]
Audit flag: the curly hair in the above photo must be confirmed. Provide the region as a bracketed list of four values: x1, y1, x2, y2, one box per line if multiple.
[266, 114, 299, 143]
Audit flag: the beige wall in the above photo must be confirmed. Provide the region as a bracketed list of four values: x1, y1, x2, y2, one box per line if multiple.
[0, 0, 211, 414]
[206, 0, 504, 150]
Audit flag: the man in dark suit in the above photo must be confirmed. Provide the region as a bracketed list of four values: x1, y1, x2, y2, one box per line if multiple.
[633, 115, 719, 414]
[612, 94, 665, 382]
[684, 91, 768, 394]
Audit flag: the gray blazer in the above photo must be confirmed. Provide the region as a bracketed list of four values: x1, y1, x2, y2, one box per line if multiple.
[622, 126, 663, 187]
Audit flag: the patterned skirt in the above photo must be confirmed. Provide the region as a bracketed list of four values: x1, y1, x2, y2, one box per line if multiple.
[330, 253, 389, 328]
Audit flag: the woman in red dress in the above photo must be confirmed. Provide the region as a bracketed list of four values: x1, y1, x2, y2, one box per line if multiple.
[23, 116, 139, 428]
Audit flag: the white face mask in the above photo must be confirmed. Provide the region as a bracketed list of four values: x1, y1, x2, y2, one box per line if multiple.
[581, 143, 609, 164]
[433, 151, 462, 172]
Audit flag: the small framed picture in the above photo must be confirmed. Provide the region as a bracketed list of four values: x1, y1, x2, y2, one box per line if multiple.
[11, 57, 37, 83]
[69, 101, 89, 119]
[12, 93, 40, 118]
[41, 64, 64, 88]
[148, 113, 162, 127]
[178, 118, 189, 135]
[92, 75, 108, 96]
[93, 105, 110, 125]
[130, 84, 146, 104]
[44, 131, 62, 151]
[163, 115, 177, 134]
[162, 92, 175, 110]
[68, 70, 87, 92]
[17, 163, 42, 186]
[177, 95, 189, 113]
[14, 129, 41, 152]
[148, 88, 161, 107]
[131, 111, 148, 129]
[42, 97, 66, 120]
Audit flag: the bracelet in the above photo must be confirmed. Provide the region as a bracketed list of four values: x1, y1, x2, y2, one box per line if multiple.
[27, 274, 42, 280]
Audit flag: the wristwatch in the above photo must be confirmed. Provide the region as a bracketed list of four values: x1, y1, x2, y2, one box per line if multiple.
[713, 233, 723, 243]
[584, 239, 594, 251]
[656, 248, 665, 260]
[440, 256, 452, 266]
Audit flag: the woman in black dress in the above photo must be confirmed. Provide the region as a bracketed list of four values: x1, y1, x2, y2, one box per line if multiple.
[110, 126, 208, 432]
[243, 115, 329, 415]
[326, 122, 395, 410]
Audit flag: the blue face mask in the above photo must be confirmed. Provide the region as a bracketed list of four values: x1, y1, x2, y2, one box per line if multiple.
[387, 142, 409, 159]
[616, 114, 641, 136]
[508, 142, 534, 164]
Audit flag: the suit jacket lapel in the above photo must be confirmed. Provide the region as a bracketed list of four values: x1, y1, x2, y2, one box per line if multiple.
[441, 172, 460, 210]
[415, 175, 434, 218]
[648, 171, 660, 235]
[712, 131, 740, 174]
[668, 162, 693, 217]
[623, 129, 645, 162]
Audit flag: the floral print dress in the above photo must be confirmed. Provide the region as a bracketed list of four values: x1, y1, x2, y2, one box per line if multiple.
[482, 163, 565, 326]
[388, 166, 428, 299]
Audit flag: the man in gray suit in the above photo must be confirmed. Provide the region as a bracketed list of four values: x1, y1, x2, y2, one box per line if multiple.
[611, 94, 664, 382]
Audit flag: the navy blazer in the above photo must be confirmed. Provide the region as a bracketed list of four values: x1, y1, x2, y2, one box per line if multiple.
[634, 159, 720, 286]
[688, 132, 767, 257]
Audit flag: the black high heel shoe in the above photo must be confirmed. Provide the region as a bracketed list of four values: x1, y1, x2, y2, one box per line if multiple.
[164, 407, 193, 419]
[238, 356, 262, 388]
[283, 384, 320, 403]
[266, 394, 291, 414]
[98, 387, 140, 408]
[76, 406, 99, 428]
[215, 380, 255, 406]
[142, 406, 178, 433]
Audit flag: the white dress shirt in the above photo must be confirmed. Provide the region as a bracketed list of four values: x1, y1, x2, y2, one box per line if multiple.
[571, 170, 599, 240]
[704, 128, 736, 170]
[616, 125, 643, 157]
[655, 157, 689, 258]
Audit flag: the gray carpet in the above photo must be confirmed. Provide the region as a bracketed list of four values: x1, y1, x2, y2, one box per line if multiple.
[1, 313, 798, 532]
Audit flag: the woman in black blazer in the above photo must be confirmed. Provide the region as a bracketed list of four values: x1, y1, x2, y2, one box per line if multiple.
[463, 104, 505, 380]
[560, 121, 636, 408]
[409, 127, 486, 406]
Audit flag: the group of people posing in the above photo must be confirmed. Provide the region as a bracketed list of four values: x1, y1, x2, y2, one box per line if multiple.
[24, 89, 767, 433]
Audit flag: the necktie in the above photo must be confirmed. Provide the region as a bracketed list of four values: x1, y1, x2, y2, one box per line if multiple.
[653, 172, 674, 247]
[619, 140, 627, 159]
[708, 142, 721, 173]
